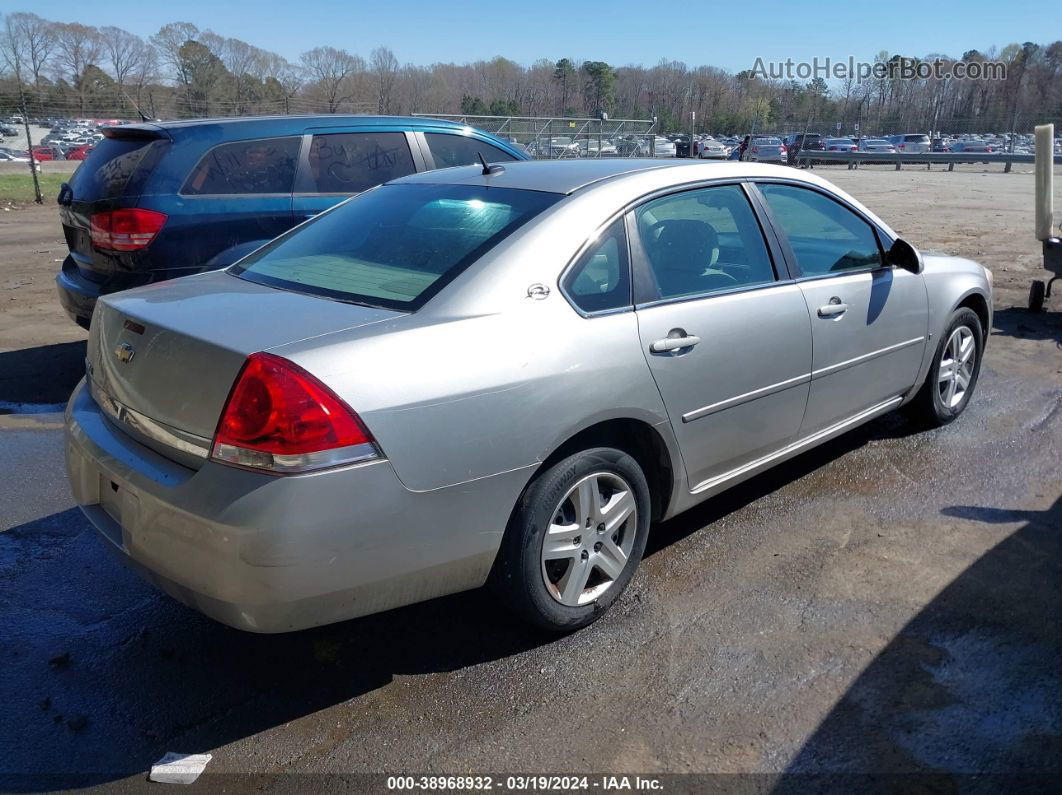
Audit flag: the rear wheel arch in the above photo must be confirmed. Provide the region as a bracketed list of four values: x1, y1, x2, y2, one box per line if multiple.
[527, 418, 675, 524]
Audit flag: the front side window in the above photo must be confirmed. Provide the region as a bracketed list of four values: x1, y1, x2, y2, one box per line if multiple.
[758, 183, 882, 276]
[182, 137, 300, 195]
[306, 132, 416, 194]
[634, 184, 776, 301]
[563, 219, 631, 313]
[425, 133, 518, 169]
[232, 184, 561, 310]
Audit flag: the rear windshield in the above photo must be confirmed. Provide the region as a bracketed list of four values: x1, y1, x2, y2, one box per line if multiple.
[69, 136, 164, 200]
[232, 183, 561, 310]
[905, 135, 930, 142]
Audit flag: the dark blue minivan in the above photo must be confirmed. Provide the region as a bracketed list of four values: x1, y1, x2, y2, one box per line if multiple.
[56, 115, 527, 328]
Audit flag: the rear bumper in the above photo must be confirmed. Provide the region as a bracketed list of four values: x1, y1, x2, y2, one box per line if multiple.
[56, 257, 103, 329]
[64, 380, 527, 632]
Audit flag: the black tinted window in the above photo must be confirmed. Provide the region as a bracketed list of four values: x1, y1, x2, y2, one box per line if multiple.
[233, 184, 560, 310]
[563, 219, 631, 313]
[425, 133, 517, 169]
[70, 137, 162, 199]
[635, 185, 776, 300]
[759, 184, 882, 276]
[182, 137, 299, 195]
[305, 132, 416, 194]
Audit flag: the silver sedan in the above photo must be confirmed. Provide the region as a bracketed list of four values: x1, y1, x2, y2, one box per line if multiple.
[65, 160, 993, 633]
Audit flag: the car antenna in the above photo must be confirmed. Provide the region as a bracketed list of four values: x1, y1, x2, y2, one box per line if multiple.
[477, 152, 504, 176]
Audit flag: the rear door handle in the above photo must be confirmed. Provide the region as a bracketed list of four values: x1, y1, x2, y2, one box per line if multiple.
[817, 298, 848, 318]
[650, 334, 701, 353]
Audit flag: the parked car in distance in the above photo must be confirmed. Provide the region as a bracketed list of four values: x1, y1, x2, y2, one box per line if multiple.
[858, 138, 897, 153]
[745, 137, 786, 162]
[64, 159, 992, 633]
[55, 115, 528, 329]
[949, 140, 995, 153]
[65, 144, 94, 161]
[31, 145, 64, 161]
[888, 133, 931, 153]
[786, 133, 825, 164]
[0, 149, 30, 162]
[931, 137, 952, 152]
[695, 137, 729, 159]
[824, 137, 857, 152]
[648, 136, 677, 158]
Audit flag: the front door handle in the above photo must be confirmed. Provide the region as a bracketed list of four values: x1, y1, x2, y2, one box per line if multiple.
[650, 334, 701, 353]
[817, 298, 848, 318]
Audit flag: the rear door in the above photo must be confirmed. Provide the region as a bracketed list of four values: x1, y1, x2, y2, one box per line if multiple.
[754, 181, 928, 434]
[175, 136, 300, 268]
[631, 182, 813, 492]
[292, 129, 421, 222]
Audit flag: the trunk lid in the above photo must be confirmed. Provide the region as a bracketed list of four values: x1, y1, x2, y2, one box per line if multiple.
[88, 270, 401, 459]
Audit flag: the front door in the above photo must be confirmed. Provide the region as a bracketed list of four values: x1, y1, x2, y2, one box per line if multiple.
[754, 182, 929, 434]
[632, 183, 813, 491]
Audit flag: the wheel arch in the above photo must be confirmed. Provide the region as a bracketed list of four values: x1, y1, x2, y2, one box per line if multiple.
[954, 289, 991, 341]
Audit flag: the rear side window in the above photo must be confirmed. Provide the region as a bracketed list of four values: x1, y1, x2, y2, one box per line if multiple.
[425, 133, 518, 168]
[563, 219, 631, 313]
[232, 184, 561, 310]
[182, 137, 300, 195]
[305, 132, 416, 194]
[70, 137, 164, 200]
[635, 185, 776, 300]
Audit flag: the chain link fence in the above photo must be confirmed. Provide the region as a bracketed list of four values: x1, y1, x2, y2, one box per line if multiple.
[413, 114, 659, 158]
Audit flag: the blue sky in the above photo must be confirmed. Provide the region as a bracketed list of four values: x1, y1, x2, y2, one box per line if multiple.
[4, 0, 1053, 72]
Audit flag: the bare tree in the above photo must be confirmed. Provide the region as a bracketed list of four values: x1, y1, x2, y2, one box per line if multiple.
[53, 22, 105, 114]
[4, 13, 56, 110]
[370, 46, 399, 114]
[301, 46, 360, 113]
[150, 21, 199, 91]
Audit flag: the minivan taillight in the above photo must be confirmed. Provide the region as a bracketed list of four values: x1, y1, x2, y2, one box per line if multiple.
[211, 352, 380, 474]
[90, 208, 167, 252]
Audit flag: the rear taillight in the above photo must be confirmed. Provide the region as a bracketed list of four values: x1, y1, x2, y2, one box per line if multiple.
[90, 208, 167, 252]
[211, 352, 379, 474]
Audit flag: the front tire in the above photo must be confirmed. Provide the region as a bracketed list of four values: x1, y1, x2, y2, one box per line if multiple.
[905, 307, 984, 427]
[493, 448, 650, 631]
[1029, 280, 1046, 312]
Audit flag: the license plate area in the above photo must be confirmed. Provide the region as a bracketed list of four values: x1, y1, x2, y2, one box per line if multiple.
[100, 475, 122, 525]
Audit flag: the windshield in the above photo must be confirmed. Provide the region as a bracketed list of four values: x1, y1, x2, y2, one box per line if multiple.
[753, 138, 781, 145]
[232, 183, 561, 310]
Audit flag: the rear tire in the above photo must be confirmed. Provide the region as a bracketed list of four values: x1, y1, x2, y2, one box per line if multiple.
[1029, 280, 1046, 312]
[492, 448, 650, 632]
[905, 307, 983, 427]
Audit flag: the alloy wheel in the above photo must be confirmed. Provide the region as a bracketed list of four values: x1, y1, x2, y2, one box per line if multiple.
[938, 325, 976, 409]
[540, 472, 638, 606]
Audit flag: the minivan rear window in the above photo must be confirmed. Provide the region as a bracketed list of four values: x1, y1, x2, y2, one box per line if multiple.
[69, 137, 165, 200]
[232, 184, 561, 310]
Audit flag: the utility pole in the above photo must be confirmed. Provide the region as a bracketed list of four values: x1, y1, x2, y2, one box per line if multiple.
[12, 53, 43, 204]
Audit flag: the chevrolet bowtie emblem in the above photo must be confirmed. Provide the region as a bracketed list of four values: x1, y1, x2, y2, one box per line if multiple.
[115, 342, 135, 363]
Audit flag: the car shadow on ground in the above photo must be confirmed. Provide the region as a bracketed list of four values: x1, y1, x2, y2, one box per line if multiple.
[0, 408, 932, 789]
[0, 506, 559, 789]
[772, 494, 1062, 791]
[992, 306, 1062, 345]
[646, 408, 920, 557]
[0, 341, 86, 406]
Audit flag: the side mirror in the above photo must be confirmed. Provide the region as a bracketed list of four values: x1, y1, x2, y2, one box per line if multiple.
[886, 237, 923, 274]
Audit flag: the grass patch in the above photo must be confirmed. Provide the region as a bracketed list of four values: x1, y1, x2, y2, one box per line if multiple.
[0, 173, 68, 204]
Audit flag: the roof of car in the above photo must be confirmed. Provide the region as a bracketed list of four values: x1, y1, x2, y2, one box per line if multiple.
[392, 159, 801, 195]
[110, 114, 480, 136]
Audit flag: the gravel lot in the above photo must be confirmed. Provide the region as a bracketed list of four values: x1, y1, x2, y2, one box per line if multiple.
[0, 165, 1059, 790]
